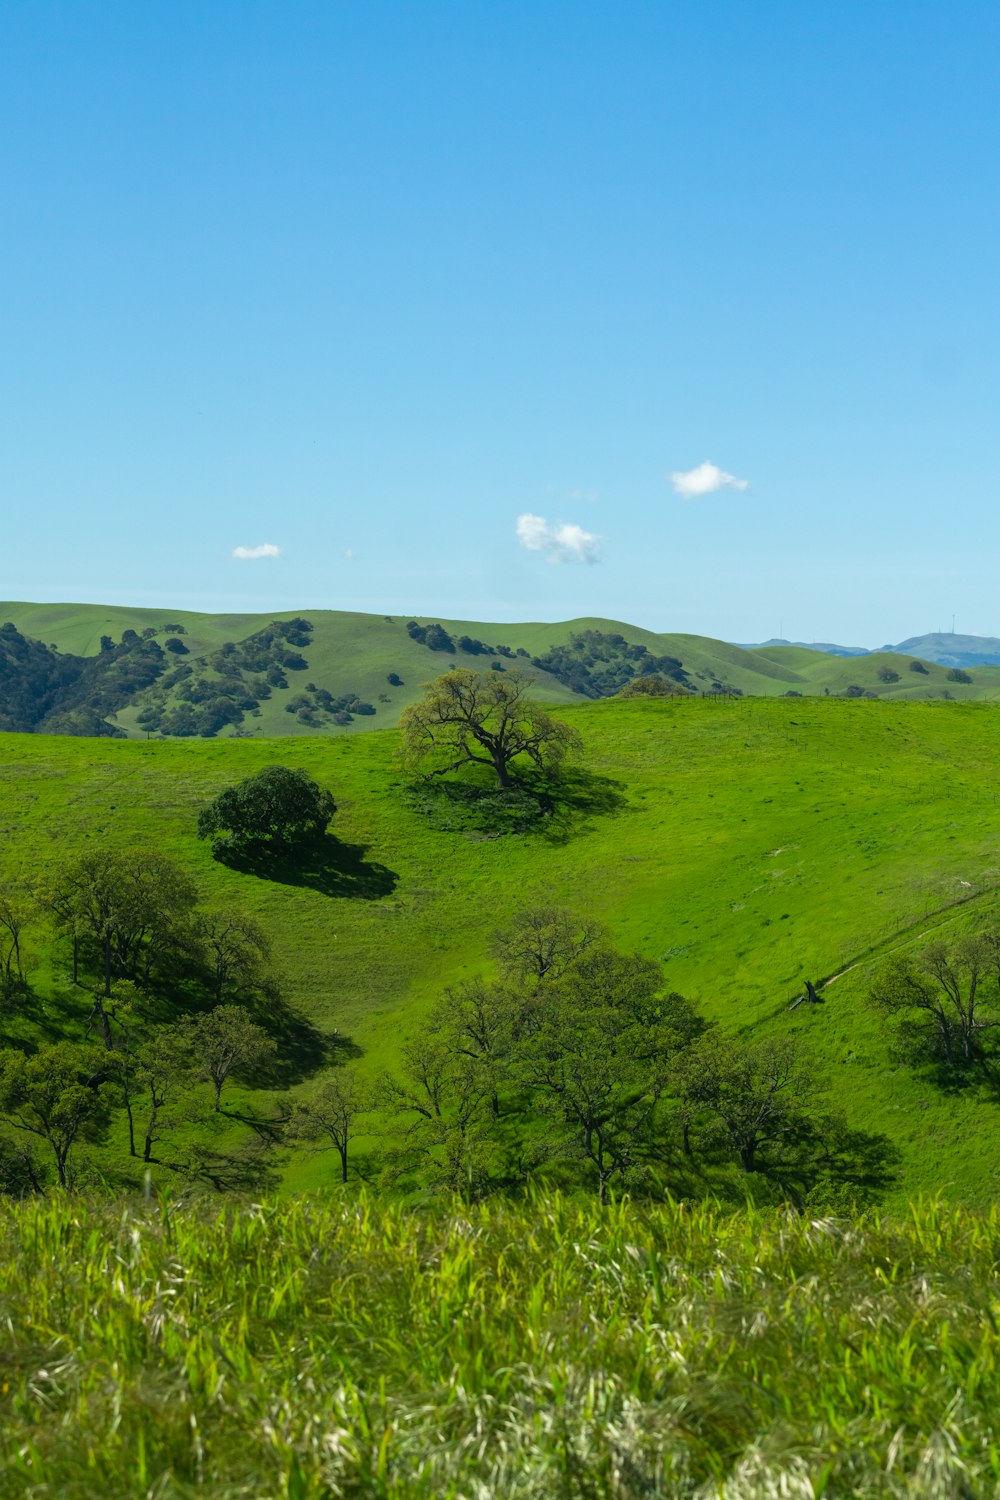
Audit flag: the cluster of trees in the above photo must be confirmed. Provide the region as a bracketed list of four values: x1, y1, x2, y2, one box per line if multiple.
[284, 687, 376, 726]
[404, 619, 527, 664]
[617, 676, 692, 699]
[531, 631, 689, 698]
[869, 932, 1000, 1069]
[0, 848, 283, 1187]
[135, 619, 379, 735]
[310, 908, 877, 1206]
[0, 622, 167, 737]
[0, 765, 345, 1191]
[136, 619, 315, 737]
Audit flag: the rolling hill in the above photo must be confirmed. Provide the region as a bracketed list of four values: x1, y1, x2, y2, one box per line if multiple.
[2, 601, 1000, 741]
[4, 694, 1000, 1207]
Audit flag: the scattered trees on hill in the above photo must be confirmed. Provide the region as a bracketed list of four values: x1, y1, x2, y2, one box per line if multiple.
[41, 850, 197, 1023]
[370, 909, 858, 1204]
[869, 935, 1000, 1066]
[0, 888, 32, 1004]
[0, 1044, 114, 1188]
[674, 1036, 810, 1173]
[197, 765, 336, 857]
[947, 668, 973, 683]
[293, 1074, 371, 1183]
[196, 909, 272, 1005]
[532, 631, 689, 698]
[398, 669, 580, 790]
[187, 1005, 276, 1111]
[489, 906, 604, 986]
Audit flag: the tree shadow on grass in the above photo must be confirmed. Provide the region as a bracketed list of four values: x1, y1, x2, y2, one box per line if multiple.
[757, 1114, 903, 1210]
[215, 835, 398, 899]
[402, 766, 627, 843]
[168, 1139, 282, 1195]
[256, 1001, 362, 1089]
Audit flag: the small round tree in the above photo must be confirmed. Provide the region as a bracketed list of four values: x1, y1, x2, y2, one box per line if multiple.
[197, 765, 335, 857]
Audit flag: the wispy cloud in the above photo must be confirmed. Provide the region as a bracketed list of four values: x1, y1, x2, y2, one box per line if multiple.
[516, 512, 601, 564]
[343, 547, 356, 560]
[670, 461, 749, 500]
[232, 543, 282, 560]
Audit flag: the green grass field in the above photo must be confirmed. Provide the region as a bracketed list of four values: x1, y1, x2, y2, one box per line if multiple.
[5, 693, 1000, 1204]
[3, 1190, 999, 1498]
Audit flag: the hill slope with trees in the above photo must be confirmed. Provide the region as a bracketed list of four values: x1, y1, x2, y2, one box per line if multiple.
[2, 694, 1000, 1206]
[2, 602, 1000, 741]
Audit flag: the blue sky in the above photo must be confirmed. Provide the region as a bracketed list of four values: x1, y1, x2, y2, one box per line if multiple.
[2, 1, 999, 644]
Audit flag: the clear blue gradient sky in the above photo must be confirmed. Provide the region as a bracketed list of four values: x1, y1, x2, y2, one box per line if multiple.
[2, 1, 998, 644]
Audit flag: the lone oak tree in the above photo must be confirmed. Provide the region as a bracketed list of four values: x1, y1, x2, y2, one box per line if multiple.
[397, 669, 579, 790]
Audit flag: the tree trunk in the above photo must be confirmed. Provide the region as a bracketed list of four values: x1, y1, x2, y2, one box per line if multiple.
[739, 1138, 758, 1172]
[339, 1143, 348, 1184]
[103, 935, 112, 999]
[72, 935, 79, 986]
[493, 755, 511, 789]
[124, 1091, 136, 1157]
[90, 998, 113, 1050]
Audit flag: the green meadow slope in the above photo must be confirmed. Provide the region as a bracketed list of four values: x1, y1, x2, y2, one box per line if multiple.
[4, 694, 1000, 1204]
[3, 601, 999, 742]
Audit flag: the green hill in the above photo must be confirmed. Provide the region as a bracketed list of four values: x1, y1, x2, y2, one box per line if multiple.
[5, 694, 1000, 1206]
[2, 600, 998, 742]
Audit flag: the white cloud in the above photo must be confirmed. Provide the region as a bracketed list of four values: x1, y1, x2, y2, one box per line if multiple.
[568, 488, 600, 504]
[515, 512, 601, 564]
[232, 543, 282, 560]
[343, 547, 356, 560]
[670, 461, 749, 500]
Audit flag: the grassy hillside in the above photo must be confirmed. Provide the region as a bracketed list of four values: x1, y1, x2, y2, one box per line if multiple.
[5, 695, 1000, 1204]
[3, 1191, 999, 1497]
[3, 601, 1000, 744]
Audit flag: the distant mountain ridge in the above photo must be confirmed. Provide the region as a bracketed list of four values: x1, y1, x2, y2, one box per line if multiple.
[742, 632, 1000, 669]
[743, 638, 870, 658]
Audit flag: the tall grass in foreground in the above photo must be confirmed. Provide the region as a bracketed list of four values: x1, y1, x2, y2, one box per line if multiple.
[1, 1193, 999, 1498]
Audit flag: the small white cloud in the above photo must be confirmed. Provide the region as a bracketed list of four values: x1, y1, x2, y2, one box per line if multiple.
[343, 547, 356, 560]
[568, 488, 600, 504]
[515, 512, 601, 564]
[232, 543, 282, 560]
[670, 461, 749, 500]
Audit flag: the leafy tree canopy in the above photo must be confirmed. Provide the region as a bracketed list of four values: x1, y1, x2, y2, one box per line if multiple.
[197, 764, 335, 856]
[397, 669, 580, 789]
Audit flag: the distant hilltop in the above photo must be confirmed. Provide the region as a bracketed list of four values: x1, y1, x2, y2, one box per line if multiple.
[3, 601, 1000, 741]
[740, 632, 1000, 670]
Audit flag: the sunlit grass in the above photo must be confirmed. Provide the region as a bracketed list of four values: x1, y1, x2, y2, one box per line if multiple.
[2, 1190, 999, 1497]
